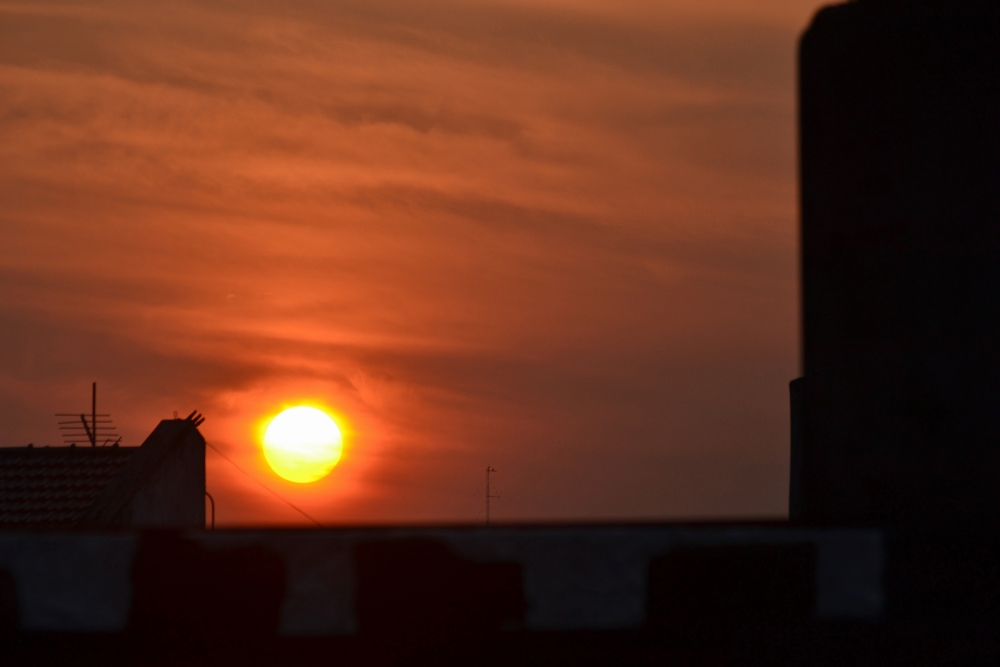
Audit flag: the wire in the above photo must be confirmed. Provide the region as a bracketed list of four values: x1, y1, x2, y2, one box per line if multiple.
[204, 441, 325, 528]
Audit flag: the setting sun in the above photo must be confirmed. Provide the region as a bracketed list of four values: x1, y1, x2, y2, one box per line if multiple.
[262, 407, 343, 483]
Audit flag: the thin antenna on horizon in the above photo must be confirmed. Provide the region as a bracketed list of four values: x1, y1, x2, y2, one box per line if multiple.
[486, 466, 499, 524]
[56, 382, 120, 447]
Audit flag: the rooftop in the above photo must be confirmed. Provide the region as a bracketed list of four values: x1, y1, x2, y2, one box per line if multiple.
[0, 446, 139, 530]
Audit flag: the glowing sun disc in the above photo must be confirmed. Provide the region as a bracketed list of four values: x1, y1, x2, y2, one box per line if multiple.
[263, 406, 343, 483]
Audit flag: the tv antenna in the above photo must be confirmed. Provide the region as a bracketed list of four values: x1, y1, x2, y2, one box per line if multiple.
[56, 382, 121, 447]
[486, 466, 499, 524]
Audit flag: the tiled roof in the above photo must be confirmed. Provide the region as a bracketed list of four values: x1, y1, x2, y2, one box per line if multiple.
[0, 446, 139, 529]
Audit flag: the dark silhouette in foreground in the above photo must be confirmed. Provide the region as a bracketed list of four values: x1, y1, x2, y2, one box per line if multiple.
[4, 1, 1000, 664]
[127, 531, 286, 659]
[356, 539, 525, 664]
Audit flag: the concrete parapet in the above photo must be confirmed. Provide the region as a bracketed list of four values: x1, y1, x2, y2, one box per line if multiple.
[0, 524, 882, 638]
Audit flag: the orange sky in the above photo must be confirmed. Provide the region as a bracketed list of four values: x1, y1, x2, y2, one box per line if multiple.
[0, 0, 824, 525]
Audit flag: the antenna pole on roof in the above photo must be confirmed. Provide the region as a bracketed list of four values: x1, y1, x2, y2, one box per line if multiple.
[486, 466, 499, 524]
[56, 384, 118, 447]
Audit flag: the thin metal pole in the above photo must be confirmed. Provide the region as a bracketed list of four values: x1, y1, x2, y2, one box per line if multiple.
[486, 466, 498, 524]
[91, 382, 97, 448]
[205, 491, 215, 529]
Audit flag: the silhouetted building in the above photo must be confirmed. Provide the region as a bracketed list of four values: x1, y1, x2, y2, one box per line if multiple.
[0, 417, 205, 529]
[796, 0, 1000, 528]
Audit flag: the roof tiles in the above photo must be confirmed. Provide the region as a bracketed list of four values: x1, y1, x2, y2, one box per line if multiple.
[0, 447, 138, 529]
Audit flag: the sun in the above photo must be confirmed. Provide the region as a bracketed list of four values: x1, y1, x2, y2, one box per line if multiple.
[262, 406, 343, 483]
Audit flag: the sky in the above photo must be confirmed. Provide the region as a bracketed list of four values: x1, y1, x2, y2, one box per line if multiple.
[0, 0, 825, 525]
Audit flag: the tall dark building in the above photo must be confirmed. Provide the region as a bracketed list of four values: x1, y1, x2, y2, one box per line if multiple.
[797, 1, 1000, 527]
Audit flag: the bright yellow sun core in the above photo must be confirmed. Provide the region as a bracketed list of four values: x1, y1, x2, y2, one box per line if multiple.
[263, 406, 343, 483]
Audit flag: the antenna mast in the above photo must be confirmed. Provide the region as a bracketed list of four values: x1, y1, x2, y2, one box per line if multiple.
[56, 382, 120, 447]
[486, 466, 499, 524]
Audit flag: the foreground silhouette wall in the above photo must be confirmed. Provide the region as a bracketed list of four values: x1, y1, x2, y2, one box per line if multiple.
[0, 525, 882, 665]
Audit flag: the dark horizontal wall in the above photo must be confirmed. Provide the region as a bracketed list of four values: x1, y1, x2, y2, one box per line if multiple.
[799, 1, 1000, 526]
[0, 525, 882, 635]
[4, 525, 1000, 664]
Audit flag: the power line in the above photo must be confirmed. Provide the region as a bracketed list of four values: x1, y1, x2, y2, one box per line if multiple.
[204, 441, 325, 528]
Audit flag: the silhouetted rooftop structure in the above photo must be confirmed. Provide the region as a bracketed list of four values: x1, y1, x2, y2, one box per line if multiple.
[0, 447, 136, 530]
[0, 416, 206, 530]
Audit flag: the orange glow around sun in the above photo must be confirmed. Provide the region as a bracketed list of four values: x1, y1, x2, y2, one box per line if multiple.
[262, 406, 343, 483]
